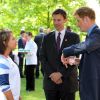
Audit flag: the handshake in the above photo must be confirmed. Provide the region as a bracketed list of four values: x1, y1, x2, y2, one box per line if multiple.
[61, 54, 80, 68]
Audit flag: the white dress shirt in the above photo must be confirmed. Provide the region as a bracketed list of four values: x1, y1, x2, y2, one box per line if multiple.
[55, 29, 66, 48]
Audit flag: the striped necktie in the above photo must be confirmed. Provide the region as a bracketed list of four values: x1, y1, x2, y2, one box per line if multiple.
[56, 32, 61, 50]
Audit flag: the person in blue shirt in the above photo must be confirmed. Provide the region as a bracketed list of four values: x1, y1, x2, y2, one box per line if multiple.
[61, 7, 100, 100]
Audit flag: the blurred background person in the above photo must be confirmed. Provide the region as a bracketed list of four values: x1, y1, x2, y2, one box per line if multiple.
[66, 26, 72, 32]
[18, 30, 27, 78]
[25, 32, 37, 91]
[45, 28, 51, 34]
[34, 27, 45, 78]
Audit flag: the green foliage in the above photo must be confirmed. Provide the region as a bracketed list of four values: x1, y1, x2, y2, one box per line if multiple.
[0, 0, 86, 37]
[21, 77, 45, 100]
[98, 0, 100, 4]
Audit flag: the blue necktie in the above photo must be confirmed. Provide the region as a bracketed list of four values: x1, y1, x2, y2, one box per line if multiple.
[57, 32, 61, 50]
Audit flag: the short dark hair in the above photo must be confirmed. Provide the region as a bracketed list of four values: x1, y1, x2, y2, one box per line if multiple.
[26, 32, 33, 37]
[74, 7, 95, 20]
[52, 9, 67, 19]
[0, 29, 12, 54]
[20, 30, 25, 35]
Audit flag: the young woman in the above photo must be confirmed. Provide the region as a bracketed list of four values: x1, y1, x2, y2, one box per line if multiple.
[0, 29, 21, 100]
[25, 32, 37, 91]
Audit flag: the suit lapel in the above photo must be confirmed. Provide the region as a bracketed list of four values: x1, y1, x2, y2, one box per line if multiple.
[51, 31, 58, 54]
[60, 30, 69, 50]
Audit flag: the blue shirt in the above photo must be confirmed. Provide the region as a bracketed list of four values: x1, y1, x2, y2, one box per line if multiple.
[87, 24, 97, 36]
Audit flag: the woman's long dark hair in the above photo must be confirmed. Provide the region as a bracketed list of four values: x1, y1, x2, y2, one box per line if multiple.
[0, 29, 12, 54]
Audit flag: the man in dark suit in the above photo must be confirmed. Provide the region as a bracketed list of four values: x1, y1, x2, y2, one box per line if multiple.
[40, 9, 80, 100]
[61, 7, 100, 100]
[34, 27, 45, 78]
[18, 30, 26, 78]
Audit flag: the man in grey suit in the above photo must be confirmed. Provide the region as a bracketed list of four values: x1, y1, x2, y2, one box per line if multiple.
[40, 9, 80, 100]
[61, 7, 100, 100]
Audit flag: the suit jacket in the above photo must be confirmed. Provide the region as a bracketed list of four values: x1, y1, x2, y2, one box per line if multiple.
[34, 33, 45, 58]
[40, 30, 80, 93]
[18, 37, 26, 57]
[63, 25, 100, 100]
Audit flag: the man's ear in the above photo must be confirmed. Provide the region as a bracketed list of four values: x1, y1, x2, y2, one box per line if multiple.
[84, 17, 89, 23]
[64, 18, 67, 23]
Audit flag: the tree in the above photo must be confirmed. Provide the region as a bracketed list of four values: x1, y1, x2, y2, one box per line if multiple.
[0, 0, 86, 37]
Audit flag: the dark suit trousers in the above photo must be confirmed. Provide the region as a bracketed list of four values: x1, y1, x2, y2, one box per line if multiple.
[35, 58, 40, 78]
[26, 65, 35, 91]
[44, 89, 75, 100]
[19, 56, 24, 77]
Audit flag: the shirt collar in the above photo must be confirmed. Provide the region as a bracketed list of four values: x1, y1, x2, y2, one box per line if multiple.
[87, 24, 96, 36]
[56, 28, 66, 35]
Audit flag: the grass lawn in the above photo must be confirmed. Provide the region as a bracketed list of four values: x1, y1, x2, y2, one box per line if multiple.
[21, 76, 80, 100]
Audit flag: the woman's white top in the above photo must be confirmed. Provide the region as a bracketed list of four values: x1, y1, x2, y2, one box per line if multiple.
[13, 53, 19, 66]
[0, 55, 20, 100]
[25, 39, 37, 65]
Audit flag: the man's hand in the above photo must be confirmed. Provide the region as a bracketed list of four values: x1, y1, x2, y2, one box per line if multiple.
[61, 54, 69, 66]
[61, 54, 80, 66]
[55, 78, 62, 84]
[49, 72, 62, 84]
[67, 56, 76, 65]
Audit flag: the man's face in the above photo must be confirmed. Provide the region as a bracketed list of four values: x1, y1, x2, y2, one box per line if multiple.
[75, 14, 88, 32]
[22, 33, 27, 39]
[52, 14, 67, 31]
